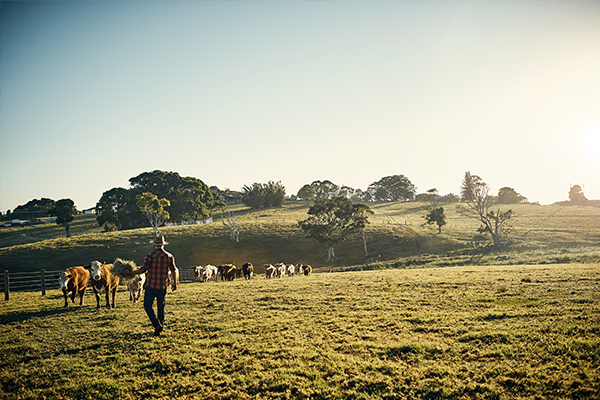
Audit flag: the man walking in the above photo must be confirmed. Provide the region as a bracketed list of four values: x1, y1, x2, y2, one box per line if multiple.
[125, 234, 177, 336]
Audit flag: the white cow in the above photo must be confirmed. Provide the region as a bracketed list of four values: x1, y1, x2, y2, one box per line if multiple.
[194, 265, 206, 281]
[195, 265, 217, 282]
[286, 264, 295, 277]
[274, 263, 286, 278]
[206, 265, 218, 281]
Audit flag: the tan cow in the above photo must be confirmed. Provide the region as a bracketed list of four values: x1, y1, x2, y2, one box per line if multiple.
[85, 261, 120, 309]
[127, 273, 146, 303]
[167, 266, 179, 291]
[55, 266, 90, 307]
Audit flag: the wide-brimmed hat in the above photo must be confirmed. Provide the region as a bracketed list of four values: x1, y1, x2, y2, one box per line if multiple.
[150, 235, 169, 246]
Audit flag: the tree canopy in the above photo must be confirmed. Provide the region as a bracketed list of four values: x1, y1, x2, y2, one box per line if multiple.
[298, 196, 373, 262]
[421, 189, 447, 233]
[49, 198, 77, 237]
[96, 170, 223, 231]
[497, 187, 527, 204]
[367, 175, 416, 202]
[130, 170, 223, 221]
[241, 181, 286, 209]
[96, 187, 147, 231]
[136, 192, 170, 236]
[297, 184, 315, 205]
[569, 185, 587, 205]
[310, 180, 340, 200]
[11, 198, 56, 219]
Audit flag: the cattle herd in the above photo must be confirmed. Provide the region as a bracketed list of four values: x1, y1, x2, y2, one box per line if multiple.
[193, 262, 312, 282]
[55, 261, 311, 309]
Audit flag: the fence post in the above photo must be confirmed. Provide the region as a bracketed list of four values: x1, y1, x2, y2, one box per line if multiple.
[41, 269, 46, 296]
[4, 270, 8, 301]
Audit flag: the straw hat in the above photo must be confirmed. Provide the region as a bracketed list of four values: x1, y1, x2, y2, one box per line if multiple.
[150, 235, 169, 246]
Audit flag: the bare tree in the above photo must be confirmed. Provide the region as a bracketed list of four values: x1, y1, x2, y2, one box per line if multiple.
[221, 210, 241, 243]
[457, 172, 514, 247]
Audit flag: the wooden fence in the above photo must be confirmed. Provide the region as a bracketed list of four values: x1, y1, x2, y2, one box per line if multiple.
[2, 268, 197, 301]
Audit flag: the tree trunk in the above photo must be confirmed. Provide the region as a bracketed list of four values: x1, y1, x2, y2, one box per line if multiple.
[65, 222, 71, 238]
[327, 244, 335, 262]
[325, 243, 339, 262]
[361, 230, 368, 256]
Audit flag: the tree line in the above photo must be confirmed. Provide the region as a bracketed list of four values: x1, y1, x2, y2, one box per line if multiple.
[3, 169, 590, 254]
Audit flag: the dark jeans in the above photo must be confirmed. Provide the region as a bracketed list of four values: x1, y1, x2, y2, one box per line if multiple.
[144, 286, 167, 328]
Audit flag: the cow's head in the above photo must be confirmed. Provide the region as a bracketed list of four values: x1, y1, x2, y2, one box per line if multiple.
[87, 261, 104, 281]
[56, 271, 72, 291]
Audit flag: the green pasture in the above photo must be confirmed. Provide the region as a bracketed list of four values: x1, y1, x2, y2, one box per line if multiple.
[1, 202, 599, 274]
[1, 264, 598, 399]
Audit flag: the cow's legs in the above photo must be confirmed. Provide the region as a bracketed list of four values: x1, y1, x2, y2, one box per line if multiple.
[112, 286, 117, 308]
[94, 290, 101, 309]
[105, 290, 111, 309]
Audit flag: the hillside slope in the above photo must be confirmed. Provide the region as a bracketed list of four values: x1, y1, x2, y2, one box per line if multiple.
[1, 201, 599, 273]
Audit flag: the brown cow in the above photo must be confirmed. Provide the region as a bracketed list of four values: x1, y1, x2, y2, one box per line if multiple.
[303, 265, 312, 276]
[242, 262, 254, 280]
[264, 264, 275, 279]
[219, 264, 236, 281]
[85, 261, 120, 309]
[55, 266, 90, 307]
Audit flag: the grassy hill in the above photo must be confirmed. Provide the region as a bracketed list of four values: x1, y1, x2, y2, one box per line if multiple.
[1, 264, 598, 399]
[1, 201, 599, 274]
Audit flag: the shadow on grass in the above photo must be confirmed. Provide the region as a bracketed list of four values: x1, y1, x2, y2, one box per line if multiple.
[1, 304, 84, 325]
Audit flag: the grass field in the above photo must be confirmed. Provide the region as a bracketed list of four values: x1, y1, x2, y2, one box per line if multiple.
[1, 263, 598, 399]
[1, 201, 599, 274]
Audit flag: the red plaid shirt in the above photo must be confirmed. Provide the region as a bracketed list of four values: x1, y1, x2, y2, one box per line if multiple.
[139, 248, 177, 290]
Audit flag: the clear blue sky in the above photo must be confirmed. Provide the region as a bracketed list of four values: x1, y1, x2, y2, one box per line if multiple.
[2, 0, 599, 212]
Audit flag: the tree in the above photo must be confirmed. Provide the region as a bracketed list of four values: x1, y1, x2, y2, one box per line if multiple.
[136, 192, 170, 236]
[49, 199, 77, 237]
[338, 185, 355, 199]
[12, 198, 56, 219]
[311, 180, 340, 200]
[497, 187, 527, 204]
[298, 196, 373, 262]
[421, 189, 446, 233]
[297, 184, 315, 206]
[129, 170, 223, 222]
[457, 172, 514, 247]
[352, 188, 370, 202]
[367, 175, 416, 202]
[96, 187, 147, 231]
[444, 193, 460, 203]
[241, 181, 285, 209]
[569, 184, 587, 205]
[221, 210, 241, 243]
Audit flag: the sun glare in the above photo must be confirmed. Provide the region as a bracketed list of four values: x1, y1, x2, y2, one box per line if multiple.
[581, 128, 600, 164]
